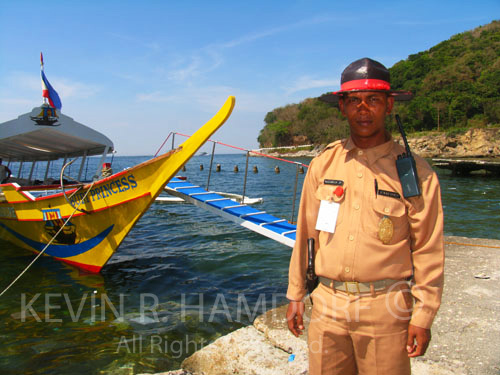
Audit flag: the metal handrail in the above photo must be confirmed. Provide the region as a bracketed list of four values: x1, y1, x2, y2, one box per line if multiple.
[158, 131, 310, 223]
[170, 132, 309, 168]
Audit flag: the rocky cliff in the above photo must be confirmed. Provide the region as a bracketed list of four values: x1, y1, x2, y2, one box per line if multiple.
[256, 128, 500, 159]
[403, 128, 500, 158]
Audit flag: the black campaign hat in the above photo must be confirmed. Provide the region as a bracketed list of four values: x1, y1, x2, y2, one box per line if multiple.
[319, 58, 413, 104]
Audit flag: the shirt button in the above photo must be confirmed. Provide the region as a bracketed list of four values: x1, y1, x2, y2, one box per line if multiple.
[358, 150, 364, 155]
[349, 235, 354, 241]
[354, 203, 360, 210]
[345, 267, 350, 273]
[384, 207, 390, 214]
[357, 172, 363, 178]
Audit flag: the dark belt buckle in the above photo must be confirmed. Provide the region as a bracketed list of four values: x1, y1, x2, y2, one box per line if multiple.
[344, 281, 361, 295]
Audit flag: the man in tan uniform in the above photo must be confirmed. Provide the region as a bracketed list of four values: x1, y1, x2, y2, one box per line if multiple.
[0, 159, 12, 184]
[286, 58, 444, 374]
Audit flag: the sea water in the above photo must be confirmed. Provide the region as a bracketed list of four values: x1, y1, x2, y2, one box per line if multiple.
[0, 153, 499, 374]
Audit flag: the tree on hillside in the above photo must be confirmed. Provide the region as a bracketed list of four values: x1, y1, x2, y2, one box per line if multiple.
[390, 20, 499, 132]
[258, 20, 499, 147]
[258, 99, 348, 147]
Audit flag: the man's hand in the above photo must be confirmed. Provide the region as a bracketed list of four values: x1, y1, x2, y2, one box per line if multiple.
[407, 324, 431, 357]
[286, 301, 305, 337]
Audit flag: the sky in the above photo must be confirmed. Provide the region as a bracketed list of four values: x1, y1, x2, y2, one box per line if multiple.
[0, 1, 498, 156]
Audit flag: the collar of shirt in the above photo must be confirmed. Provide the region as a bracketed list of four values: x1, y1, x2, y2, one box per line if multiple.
[343, 136, 395, 166]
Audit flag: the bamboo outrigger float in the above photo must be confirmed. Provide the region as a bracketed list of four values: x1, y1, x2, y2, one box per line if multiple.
[0, 96, 235, 272]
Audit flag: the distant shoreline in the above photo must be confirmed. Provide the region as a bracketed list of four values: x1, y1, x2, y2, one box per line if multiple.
[253, 127, 500, 159]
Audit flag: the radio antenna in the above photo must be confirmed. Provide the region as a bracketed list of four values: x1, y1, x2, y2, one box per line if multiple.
[395, 114, 412, 157]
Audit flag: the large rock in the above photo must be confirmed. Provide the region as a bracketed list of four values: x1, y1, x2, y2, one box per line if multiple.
[398, 128, 500, 158]
[181, 326, 308, 375]
[252, 302, 311, 353]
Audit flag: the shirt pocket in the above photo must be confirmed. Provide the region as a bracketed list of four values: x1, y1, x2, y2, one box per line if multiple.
[363, 198, 409, 243]
[314, 184, 346, 227]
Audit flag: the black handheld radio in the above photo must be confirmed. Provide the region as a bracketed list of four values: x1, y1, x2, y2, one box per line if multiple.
[305, 238, 318, 303]
[395, 115, 421, 198]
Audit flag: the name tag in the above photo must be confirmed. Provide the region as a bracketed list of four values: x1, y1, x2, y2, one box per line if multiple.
[315, 200, 339, 233]
[324, 179, 344, 186]
[378, 189, 401, 199]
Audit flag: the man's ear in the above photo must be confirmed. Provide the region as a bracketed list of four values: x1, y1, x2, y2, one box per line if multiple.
[386, 96, 394, 114]
[338, 98, 346, 116]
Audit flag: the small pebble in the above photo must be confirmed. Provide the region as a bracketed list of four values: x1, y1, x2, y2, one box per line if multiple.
[474, 272, 490, 279]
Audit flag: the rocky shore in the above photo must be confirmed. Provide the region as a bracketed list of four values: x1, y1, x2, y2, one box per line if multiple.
[253, 128, 500, 159]
[145, 236, 500, 375]
[403, 128, 500, 158]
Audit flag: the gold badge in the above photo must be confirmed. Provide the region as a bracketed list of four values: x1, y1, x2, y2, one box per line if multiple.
[378, 215, 393, 244]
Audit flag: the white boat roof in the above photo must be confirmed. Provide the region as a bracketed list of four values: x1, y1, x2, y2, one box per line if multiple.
[0, 105, 114, 162]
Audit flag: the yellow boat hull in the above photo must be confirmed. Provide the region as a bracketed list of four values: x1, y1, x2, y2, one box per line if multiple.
[0, 96, 235, 272]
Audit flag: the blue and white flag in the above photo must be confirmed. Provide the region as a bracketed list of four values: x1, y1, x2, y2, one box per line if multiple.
[40, 52, 62, 110]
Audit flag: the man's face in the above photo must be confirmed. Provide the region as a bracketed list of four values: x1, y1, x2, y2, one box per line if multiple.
[339, 91, 394, 146]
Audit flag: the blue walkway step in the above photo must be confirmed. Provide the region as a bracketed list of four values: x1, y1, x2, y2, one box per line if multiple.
[164, 177, 296, 247]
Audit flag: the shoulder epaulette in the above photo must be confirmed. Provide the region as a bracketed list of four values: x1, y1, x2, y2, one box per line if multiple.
[318, 139, 347, 156]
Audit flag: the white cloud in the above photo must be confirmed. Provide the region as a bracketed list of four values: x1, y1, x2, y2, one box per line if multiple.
[166, 15, 341, 83]
[145, 42, 161, 53]
[218, 27, 287, 49]
[218, 15, 342, 49]
[178, 85, 280, 114]
[134, 85, 281, 116]
[393, 16, 487, 26]
[54, 79, 101, 99]
[8, 72, 40, 91]
[112, 72, 145, 84]
[0, 98, 33, 106]
[108, 32, 162, 54]
[4, 71, 101, 100]
[136, 92, 176, 102]
[167, 55, 204, 81]
[283, 76, 339, 95]
[166, 47, 224, 82]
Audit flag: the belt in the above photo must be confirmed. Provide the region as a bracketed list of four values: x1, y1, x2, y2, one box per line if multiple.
[319, 276, 403, 295]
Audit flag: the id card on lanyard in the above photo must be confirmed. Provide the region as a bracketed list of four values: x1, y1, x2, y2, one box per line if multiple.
[315, 200, 340, 233]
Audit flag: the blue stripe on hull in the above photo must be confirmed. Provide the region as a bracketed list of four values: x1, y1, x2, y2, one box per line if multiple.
[0, 222, 114, 258]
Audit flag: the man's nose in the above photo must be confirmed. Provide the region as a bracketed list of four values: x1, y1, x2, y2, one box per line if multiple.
[357, 100, 370, 111]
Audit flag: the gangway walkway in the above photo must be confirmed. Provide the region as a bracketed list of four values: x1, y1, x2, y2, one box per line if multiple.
[164, 177, 297, 247]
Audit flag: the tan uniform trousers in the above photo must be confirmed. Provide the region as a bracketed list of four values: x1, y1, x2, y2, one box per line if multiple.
[308, 281, 413, 375]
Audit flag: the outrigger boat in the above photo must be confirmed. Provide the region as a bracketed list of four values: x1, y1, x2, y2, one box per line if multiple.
[0, 96, 235, 272]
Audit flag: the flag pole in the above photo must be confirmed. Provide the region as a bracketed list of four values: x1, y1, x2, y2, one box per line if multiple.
[40, 52, 47, 105]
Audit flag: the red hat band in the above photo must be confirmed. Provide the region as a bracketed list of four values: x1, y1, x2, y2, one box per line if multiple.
[317, 58, 413, 104]
[340, 79, 391, 92]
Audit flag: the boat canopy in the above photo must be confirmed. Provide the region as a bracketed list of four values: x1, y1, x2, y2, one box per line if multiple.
[0, 105, 114, 162]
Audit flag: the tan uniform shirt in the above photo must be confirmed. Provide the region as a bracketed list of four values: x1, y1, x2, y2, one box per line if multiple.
[0, 165, 9, 181]
[287, 136, 444, 329]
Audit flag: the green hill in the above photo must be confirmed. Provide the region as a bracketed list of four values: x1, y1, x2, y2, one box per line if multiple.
[258, 20, 500, 148]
